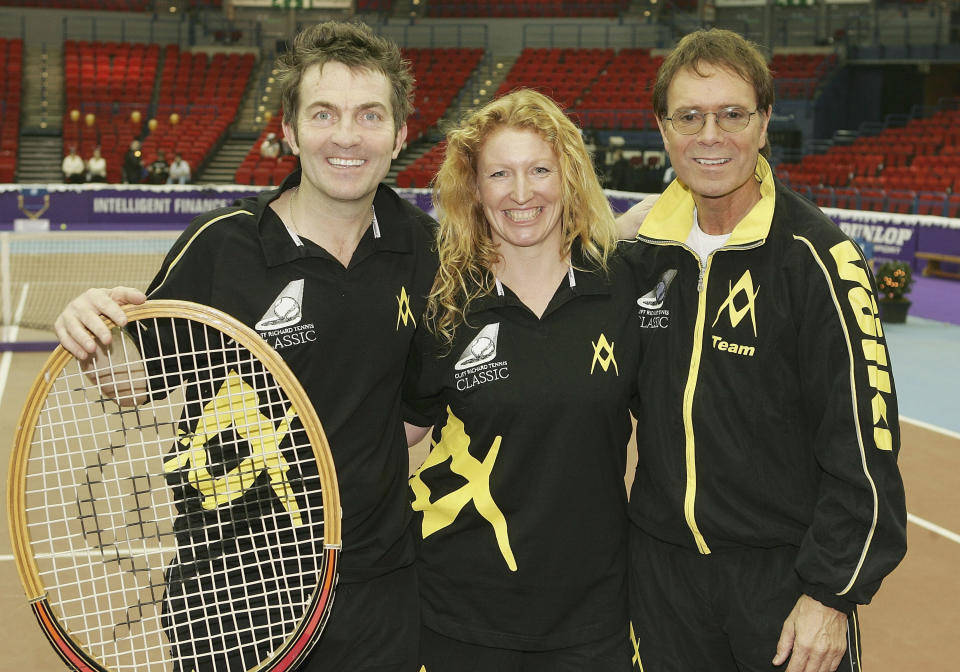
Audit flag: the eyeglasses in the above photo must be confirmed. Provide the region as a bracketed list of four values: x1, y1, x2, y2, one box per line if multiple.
[664, 106, 759, 135]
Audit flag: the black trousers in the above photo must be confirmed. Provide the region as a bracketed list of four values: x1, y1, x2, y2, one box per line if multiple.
[419, 624, 632, 672]
[628, 526, 862, 672]
[299, 564, 420, 672]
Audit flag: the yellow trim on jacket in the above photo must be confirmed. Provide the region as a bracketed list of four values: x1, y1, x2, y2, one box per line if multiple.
[638, 155, 778, 554]
[639, 155, 777, 247]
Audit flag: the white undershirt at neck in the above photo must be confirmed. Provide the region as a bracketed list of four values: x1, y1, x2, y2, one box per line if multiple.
[685, 208, 732, 266]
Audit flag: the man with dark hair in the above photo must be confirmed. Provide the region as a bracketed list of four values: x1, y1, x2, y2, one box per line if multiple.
[147, 149, 170, 184]
[628, 28, 907, 672]
[276, 21, 414, 140]
[123, 140, 143, 184]
[54, 20, 435, 672]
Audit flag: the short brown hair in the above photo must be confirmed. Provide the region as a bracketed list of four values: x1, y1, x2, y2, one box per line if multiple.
[653, 28, 774, 156]
[276, 20, 414, 136]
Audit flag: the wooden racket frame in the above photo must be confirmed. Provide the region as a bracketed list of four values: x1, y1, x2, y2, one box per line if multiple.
[7, 299, 342, 672]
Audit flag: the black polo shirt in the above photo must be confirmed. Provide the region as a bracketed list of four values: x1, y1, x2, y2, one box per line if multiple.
[403, 247, 641, 650]
[145, 170, 438, 583]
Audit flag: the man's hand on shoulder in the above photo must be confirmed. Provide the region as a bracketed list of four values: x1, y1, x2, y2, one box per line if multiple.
[615, 193, 659, 240]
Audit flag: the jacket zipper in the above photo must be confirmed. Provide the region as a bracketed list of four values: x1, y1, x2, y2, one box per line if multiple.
[639, 235, 765, 554]
[684, 245, 712, 554]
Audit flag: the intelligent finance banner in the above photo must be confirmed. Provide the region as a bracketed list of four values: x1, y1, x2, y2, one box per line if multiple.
[1, 184, 957, 270]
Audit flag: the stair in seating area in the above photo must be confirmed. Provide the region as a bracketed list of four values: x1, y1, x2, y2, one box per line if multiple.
[195, 136, 257, 185]
[16, 133, 65, 184]
[387, 139, 435, 187]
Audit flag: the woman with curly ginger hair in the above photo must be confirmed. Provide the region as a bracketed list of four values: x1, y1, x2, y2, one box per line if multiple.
[403, 88, 642, 670]
[425, 88, 620, 347]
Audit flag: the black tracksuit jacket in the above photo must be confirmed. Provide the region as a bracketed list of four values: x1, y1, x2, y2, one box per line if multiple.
[627, 157, 907, 613]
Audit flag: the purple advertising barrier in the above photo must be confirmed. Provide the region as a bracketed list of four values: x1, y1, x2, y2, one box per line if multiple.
[606, 191, 647, 217]
[823, 208, 960, 271]
[824, 209, 919, 265]
[396, 188, 437, 220]
[918, 225, 960, 256]
[4, 185, 958, 272]
[0, 184, 264, 231]
[0, 184, 432, 232]
[915, 221, 960, 278]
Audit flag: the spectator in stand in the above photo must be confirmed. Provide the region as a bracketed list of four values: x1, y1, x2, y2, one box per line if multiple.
[123, 140, 143, 184]
[168, 153, 192, 185]
[87, 147, 107, 183]
[661, 158, 676, 192]
[609, 149, 634, 191]
[260, 132, 281, 159]
[638, 157, 664, 194]
[62, 146, 85, 184]
[147, 150, 170, 185]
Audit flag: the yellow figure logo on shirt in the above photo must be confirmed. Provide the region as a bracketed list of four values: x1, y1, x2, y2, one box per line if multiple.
[410, 407, 517, 571]
[396, 286, 417, 330]
[163, 370, 303, 526]
[712, 270, 760, 337]
[591, 333, 619, 375]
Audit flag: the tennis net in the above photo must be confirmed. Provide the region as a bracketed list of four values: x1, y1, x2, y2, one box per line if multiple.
[1, 230, 181, 347]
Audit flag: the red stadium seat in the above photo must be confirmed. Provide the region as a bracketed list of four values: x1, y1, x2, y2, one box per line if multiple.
[252, 165, 274, 186]
[235, 166, 254, 185]
[834, 188, 859, 210]
[947, 195, 960, 218]
[886, 190, 916, 214]
[859, 189, 886, 213]
[811, 186, 834, 208]
[916, 191, 947, 217]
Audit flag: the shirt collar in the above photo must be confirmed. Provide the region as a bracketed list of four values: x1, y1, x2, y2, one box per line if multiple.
[639, 154, 776, 246]
[258, 169, 414, 266]
[473, 243, 613, 314]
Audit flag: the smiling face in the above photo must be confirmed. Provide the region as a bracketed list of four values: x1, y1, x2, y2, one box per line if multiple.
[657, 62, 770, 213]
[283, 61, 407, 208]
[476, 126, 564, 257]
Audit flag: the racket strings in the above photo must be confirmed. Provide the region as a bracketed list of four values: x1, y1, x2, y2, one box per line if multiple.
[29, 356, 178, 669]
[22, 314, 332, 671]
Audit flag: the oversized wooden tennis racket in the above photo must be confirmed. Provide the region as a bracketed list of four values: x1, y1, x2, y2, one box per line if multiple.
[8, 300, 341, 672]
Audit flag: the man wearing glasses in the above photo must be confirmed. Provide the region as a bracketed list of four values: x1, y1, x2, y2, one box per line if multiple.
[626, 29, 906, 672]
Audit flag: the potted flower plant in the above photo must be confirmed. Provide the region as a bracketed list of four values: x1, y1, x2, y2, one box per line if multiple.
[875, 260, 914, 324]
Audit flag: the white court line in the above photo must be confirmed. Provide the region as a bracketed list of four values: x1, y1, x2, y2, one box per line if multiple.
[0, 283, 30, 409]
[907, 513, 960, 545]
[899, 417, 960, 545]
[2, 397, 958, 564]
[0, 350, 13, 410]
[901, 415, 960, 441]
[0, 549, 178, 563]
